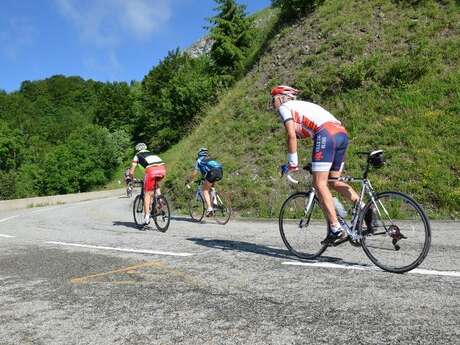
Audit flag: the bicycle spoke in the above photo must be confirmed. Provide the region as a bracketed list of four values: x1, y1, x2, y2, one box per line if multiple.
[189, 191, 205, 222]
[360, 191, 431, 273]
[279, 192, 328, 259]
[153, 196, 170, 232]
[132, 195, 145, 227]
[214, 192, 231, 225]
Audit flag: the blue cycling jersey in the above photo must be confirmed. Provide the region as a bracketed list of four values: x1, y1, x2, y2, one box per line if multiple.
[194, 157, 222, 175]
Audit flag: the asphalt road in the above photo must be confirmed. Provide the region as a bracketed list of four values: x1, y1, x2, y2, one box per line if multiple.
[0, 194, 458, 345]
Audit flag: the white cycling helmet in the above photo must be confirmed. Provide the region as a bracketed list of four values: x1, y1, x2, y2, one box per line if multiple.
[135, 143, 147, 152]
[197, 147, 208, 157]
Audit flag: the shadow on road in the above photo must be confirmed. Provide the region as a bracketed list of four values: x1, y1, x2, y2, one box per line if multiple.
[112, 221, 141, 230]
[171, 216, 200, 224]
[187, 237, 372, 268]
[187, 237, 343, 262]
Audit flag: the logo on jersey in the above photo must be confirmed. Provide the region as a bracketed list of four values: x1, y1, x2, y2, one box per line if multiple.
[313, 151, 324, 161]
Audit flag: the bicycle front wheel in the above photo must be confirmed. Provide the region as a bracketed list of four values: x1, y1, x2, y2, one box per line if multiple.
[189, 192, 205, 222]
[279, 192, 328, 259]
[360, 191, 431, 273]
[214, 191, 231, 225]
[153, 195, 170, 233]
[133, 194, 144, 227]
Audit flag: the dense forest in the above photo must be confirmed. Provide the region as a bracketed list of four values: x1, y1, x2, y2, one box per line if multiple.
[0, 0, 258, 200]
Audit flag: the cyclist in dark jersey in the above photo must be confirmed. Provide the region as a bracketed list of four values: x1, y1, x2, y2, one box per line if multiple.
[187, 148, 223, 216]
[129, 143, 166, 225]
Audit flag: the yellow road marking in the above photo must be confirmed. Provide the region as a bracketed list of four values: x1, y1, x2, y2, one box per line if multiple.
[70, 261, 163, 284]
[70, 260, 202, 287]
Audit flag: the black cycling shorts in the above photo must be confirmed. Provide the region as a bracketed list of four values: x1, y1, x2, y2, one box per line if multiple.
[205, 167, 223, 183]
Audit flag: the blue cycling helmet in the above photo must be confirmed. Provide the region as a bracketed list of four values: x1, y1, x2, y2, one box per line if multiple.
[197, 147, 208, 157]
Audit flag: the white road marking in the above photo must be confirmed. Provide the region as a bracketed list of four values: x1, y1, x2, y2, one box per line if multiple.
[282, 261, 460, 277]
[0, 234, 15, 238]
[45, 241, 194, 257]
[0, 215, 19, 223]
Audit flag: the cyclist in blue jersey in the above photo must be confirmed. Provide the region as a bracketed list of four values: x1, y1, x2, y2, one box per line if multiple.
[187, 148, 223, 216]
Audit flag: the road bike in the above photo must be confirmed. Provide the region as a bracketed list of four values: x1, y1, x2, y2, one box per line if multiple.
[187, 179, 231, 225]
[279, 150, 431, 273]
[132, 178, 170, 232]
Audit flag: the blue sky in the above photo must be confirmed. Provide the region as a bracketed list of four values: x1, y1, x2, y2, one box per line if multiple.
[0, 0, 271, 93]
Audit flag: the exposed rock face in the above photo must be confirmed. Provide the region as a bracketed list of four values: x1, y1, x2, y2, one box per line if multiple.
[185, 36, 214, 58]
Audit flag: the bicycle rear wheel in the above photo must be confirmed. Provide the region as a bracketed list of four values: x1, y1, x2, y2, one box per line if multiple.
[153, 195, 170, 232]
[189, 192, 205, 222]
[132, 195, 144, 227]
[279, 192, 328, 259]
[360, 191, 431, 273]
[214, 191, 231, 225]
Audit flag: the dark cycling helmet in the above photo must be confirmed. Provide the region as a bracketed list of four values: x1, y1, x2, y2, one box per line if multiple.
[135, 143, 147, 152]
[368, 150, 385, 168]
[197, 147, 208, 157]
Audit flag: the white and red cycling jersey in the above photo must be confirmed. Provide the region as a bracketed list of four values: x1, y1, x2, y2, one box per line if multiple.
[277, 100, 342, 139]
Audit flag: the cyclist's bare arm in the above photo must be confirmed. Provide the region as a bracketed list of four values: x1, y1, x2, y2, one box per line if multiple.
[188, 170, 198, 183]
[129, 161, 137, 178]
[284, 120, 297, 156]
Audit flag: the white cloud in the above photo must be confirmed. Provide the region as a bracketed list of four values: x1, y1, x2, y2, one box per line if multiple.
[55, 0, 172, 48]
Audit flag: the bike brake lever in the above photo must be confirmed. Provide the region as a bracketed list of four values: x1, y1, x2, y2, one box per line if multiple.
[286, 173, 299, 184]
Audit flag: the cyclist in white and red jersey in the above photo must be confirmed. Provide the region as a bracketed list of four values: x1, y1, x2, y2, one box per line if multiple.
[271, 85, 362, 243]
[129, 143, 166, 226]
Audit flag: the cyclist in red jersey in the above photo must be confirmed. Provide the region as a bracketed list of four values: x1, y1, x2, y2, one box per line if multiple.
[271, 85, 363, 243]
[129, 143, 166, 226]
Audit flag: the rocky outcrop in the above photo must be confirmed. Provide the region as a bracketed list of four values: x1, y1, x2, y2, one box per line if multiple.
[184, 36, 214, 58]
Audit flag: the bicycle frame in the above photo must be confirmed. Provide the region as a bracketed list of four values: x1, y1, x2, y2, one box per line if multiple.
[289, 157, 394, 243]
[194, 181, 219, 207]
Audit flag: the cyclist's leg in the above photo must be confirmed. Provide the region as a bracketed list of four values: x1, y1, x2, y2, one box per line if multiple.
[311, 128, 338, 227]
[143, 171, 156, 224]
[202, 179, 213, 212]
[151, 165, 166, 204]
[328, 133, 359, 204]
[313, 171, 337, 225]
[144, 191, 153, 221]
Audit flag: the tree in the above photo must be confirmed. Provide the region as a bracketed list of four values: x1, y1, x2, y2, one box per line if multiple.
[271, 0, 323, 20]
[208, 0, 253, 83]
[40, 124, 129, 195]
[0, 119, 23, 171]
[141, 50, 216, 150]
[94, 82, 135, 133]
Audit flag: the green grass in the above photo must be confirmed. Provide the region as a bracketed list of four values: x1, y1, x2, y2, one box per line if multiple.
[159, 0, 459, 219]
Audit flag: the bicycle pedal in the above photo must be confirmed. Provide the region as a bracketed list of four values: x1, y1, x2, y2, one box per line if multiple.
[331, 236, 349, 247]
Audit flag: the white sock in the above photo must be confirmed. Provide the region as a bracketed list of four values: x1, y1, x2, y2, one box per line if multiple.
[331, 223, 343, 234]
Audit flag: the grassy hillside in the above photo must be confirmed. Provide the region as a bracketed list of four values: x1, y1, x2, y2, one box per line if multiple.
[162, 0, 460, 219]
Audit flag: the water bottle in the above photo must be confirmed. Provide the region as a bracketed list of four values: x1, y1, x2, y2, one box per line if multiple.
[333, 197, 347, 218]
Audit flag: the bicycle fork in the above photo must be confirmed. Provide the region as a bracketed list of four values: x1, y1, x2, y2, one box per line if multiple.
[299, 191, 315, 228]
